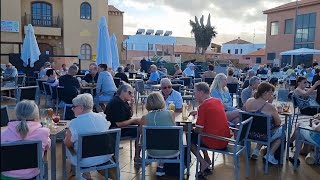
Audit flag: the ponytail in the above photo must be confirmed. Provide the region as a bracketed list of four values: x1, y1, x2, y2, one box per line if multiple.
[16, 119, 29, 139]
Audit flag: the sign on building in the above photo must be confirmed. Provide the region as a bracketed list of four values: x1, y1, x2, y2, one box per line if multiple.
[1, 20, 19, 32]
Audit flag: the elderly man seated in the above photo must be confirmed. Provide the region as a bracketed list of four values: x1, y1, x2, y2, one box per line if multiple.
[183, 63, 195, 77]
[241, 76, 260, 105]
[160, 78, 183, 112]
[82, 63, 99, 84]
[242, 69, 255, 89]
[3, 63, 17, 82]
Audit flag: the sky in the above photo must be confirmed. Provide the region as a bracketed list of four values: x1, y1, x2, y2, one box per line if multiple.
[109, 0, 297, 45]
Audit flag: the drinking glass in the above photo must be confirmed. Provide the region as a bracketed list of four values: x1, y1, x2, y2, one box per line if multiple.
[283, 103, 290, 112]
[52, 115, 60, 128]
[39, 108, 48, 127]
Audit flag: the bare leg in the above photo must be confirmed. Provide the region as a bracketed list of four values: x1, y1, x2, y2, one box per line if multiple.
[226, 110, 239, 122]
[191, 144, 210, 172]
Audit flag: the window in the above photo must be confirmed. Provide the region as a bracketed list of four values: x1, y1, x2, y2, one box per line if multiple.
[235, 49, 238, 54]
[227, 49, 231, 54]
[80, 44, 92, 60]
[31, 2, 52, 26]
[295, 13, 316, 47]
[80, 2, 91, 20]
[284, 19, 293, 34]
[256, 57, 262, 64]
[270, 21, 279, 35]
[267, 53, 276, 60]
[245, 57, 250, 60]
[240, 49, 243, 54]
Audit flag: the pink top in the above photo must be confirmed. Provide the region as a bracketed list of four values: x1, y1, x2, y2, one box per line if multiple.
[1, 121, 51, 179]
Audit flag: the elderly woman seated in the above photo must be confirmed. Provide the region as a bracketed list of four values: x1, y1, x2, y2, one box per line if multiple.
[115, 66, 129, 83]
[293, 76, 320, 116]
[210, 73, 239, 123]
[64, 93, 111, 179]
[244, 82, 283, 165]
[226, 67, 238, 84]
[1, 100, 51, 179]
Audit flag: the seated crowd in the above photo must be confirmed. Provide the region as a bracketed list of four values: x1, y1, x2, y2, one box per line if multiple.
[2, 61, 320, 179]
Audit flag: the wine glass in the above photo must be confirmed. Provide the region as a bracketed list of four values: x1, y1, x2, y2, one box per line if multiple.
[52, 115, 60, 128]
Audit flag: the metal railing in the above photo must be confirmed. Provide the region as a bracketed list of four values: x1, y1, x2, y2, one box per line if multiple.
[23, 14, 62, 28]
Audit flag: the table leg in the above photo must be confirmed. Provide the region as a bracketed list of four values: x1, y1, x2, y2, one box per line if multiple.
[50, 134, 57, 180]
[187, 123, 191, 175]
[62, 139, 66, 180]
[286, 115, 293, 160]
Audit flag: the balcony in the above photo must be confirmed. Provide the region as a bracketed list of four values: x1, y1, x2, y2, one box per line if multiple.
[22, 14, 62, 36]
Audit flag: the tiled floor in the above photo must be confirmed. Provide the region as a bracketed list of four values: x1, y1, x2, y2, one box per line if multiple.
[2, 97, 320, 180]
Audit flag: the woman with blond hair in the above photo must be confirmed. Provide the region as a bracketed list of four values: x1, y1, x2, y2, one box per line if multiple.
[210, 73, 239, 123]
[140, 92, 177, 176]
[1, 100, 51, 179]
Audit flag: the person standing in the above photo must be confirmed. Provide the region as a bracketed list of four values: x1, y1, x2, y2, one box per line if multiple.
[140, 57, 148, 73]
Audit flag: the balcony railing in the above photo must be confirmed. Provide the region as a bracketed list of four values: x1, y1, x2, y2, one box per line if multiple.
[23, 14, 62, 28]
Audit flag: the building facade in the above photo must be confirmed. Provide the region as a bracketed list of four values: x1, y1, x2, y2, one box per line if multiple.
[263, 0, 320, 67]
[1, 0, 123, 65]
[221, 37, 265, 55]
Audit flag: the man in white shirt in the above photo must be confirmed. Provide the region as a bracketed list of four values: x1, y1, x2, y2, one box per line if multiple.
[160, 78, 183, 112]
[183, 63, 195, 77]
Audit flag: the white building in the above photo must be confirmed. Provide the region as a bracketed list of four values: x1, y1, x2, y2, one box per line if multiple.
[221, 37, 265, 55]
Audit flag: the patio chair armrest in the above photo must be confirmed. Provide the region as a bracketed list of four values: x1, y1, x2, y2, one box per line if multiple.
[229, 127, 239, 131]
[298, 126, 319, 133]
[122, 125, 139, 130]
[199, 132, 235, 143]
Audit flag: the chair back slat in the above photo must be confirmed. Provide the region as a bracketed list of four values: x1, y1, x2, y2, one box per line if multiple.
[1, 106, 9, 127]
[240, 111, 271, 141]
[135, 80, 145, 92]
[80, 129, 120, 159]
[171, 80, 184, 86]
[227, 83, 239, 94]
[172, 84, 181, 92]
[63, 104, 75, 120]
[1, 141, 41, 172]
[113, 77, 121, 88]
[203, 77, 214, 85]
[42, 82, 52, 95]
[237, 117, 253, 143]
[18, 86, 37, 102]
[144, 126, 182, 150]
[36, 79, 45, 92]
[179, 77, 192, 88]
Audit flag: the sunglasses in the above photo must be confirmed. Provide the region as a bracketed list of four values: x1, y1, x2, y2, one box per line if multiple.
[162, 86, 172, 90]
[72, 105, 79, 109]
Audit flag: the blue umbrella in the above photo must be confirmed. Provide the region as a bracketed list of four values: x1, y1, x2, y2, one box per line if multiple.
[111, 33, 120, 71]
[96, 16, 112, 67]
[21, 24, 41, 67]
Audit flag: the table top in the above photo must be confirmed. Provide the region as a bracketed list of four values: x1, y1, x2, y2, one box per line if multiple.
[80, 86, 96, 90]
[1, 120, 69, 136]
[1, 86, 17, 91]
[175, 112, 196, 124]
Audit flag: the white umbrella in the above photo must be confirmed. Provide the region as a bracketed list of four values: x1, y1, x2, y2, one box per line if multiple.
[280, 48, 320, 66]
[21, 24, 41, 67]
[96, 16, 112, 67]
[110, 33, 120, 71]
[280, 48, 320, 56]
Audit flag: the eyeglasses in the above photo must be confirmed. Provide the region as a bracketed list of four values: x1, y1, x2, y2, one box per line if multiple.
[162, 86, 172, 90]
[127, 91, 133, 95]
[72, 105, 79, 109]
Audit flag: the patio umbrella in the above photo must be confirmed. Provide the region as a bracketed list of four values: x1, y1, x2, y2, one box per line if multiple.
[96, 16, 112, 67]
[21, 24, 41, 67]
[110, 33, 120, 71]
[280, 48, 320, 66]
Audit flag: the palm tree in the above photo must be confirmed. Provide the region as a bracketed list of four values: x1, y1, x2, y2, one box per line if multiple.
[190, 14, 217, 55]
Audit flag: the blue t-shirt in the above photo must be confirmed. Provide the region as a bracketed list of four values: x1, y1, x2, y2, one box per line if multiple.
[211, 89, 236, 111]
[149, 71, 160, 82]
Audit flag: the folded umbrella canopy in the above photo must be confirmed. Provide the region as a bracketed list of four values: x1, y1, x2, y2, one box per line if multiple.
[21, 24, 41, 67]
[96, 16, 112, 67]
[110, 33, 120, 71]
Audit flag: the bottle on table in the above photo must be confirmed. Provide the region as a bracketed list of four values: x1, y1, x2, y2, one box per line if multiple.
[168, 101, 175, 111]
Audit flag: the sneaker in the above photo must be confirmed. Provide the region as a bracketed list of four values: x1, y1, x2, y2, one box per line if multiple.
[264, 154, 279, 165]
[251, 149, 260, 160]
[156, 166, 165, 176]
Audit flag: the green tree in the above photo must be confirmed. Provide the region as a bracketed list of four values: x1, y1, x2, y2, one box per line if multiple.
[190, 14, 217, 55]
